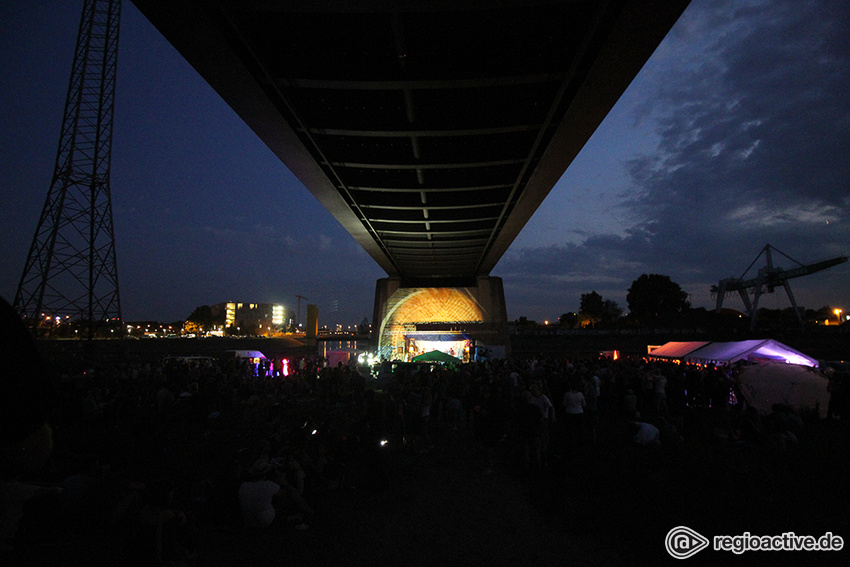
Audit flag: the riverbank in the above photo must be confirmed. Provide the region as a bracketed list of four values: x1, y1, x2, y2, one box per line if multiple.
[34, 328, 849, 372]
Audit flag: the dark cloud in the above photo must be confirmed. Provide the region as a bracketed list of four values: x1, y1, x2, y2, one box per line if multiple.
[499, 0, 850, 319]
[634, 0, 850, 209]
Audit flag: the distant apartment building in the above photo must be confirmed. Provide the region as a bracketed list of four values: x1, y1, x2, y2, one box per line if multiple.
[210, 302, 287, 335]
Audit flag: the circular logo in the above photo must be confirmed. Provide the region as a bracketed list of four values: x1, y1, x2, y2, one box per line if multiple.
[665, 526, 710, 559]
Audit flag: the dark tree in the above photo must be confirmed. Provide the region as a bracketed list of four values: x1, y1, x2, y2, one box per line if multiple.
[580, 291, 604, 321]
[626, 274, 689, 325]
[559, 312, 578, 328]
[600, 299, 623, 325]
[579, 291, 623, 327]
[185, 305, 215, 332]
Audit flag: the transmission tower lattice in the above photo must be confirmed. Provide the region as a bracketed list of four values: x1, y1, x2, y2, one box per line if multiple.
[14, 0, 123, 338]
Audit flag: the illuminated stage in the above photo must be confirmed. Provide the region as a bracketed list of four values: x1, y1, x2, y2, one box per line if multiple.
[372, 276, 509, 362]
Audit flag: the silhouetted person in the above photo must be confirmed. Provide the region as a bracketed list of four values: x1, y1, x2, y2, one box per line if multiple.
[0, 296, 62, 551]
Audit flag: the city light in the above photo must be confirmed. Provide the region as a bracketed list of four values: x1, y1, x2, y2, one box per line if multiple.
[835, 308, 843, 324]
[272, 304, 285, 326]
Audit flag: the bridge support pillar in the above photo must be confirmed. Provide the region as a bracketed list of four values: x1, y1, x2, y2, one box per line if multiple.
[371, 276, 509, 361]
[304, 304, 318, 347]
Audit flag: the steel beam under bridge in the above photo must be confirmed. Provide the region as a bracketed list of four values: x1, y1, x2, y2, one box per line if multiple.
[131, 0, 690, 288]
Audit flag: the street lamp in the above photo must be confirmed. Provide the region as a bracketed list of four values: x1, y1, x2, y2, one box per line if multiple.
[835, 308, 843, 324]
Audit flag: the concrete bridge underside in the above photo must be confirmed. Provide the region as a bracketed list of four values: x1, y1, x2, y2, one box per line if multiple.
[131, 0, 690, 356]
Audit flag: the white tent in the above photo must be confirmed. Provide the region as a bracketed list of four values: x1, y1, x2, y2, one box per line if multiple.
[736, 362, 830, 418]
[683, 339, 817, 368]
[224, 349, 267, 361]
[647, 341, 710, 360]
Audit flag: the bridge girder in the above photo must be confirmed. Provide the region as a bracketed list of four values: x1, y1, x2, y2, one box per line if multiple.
[131, 0, 690, 286]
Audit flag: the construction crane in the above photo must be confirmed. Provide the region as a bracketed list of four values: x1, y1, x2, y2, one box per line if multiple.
[711, 244, 847, 330]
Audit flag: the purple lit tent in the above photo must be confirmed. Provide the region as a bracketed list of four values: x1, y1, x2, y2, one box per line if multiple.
[683, 340, 818, 368]
[648, 340, 825, 416]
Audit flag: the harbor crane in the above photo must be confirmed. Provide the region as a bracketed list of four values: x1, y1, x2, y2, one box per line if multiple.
[711, 244, 847, 330]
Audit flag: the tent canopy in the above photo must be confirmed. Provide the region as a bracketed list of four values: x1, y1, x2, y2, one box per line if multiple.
[224, 350, 267, 360]
[685, 340, 817, 367]
[648, 340, 817, 367]
[648, 341, 710, 360]
[412, 350, 460, 363]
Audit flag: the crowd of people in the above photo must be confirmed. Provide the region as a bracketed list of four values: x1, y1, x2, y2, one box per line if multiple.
[2, 296, 845, 564]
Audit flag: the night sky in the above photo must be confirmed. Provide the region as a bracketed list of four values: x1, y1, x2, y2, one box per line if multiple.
[1, 0, 848, 326]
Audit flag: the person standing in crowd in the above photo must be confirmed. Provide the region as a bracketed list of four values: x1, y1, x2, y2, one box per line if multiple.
[529, 382, 555, 467]
[562, 380, 586, 452]
[516, 390, 544, 473]
[582, 373, 599, 445]
[653, 369, 668, 417]
[0, 296, 63, 552]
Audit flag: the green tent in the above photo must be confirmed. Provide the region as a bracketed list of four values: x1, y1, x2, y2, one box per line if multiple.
[411, 349, 460, 363]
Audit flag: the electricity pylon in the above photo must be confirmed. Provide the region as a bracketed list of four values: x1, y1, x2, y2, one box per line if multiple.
[14, 0, 123, 339]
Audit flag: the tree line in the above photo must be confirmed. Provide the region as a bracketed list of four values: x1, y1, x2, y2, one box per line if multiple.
[529, 273, 841, 331]
[181, 273, 842, 334]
